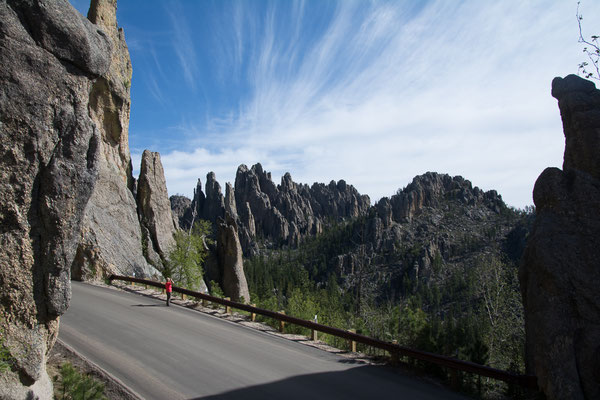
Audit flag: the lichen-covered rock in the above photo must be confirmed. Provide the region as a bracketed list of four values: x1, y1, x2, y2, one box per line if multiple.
[216, 214, 250, 303]
[72, 0, 158, 280]
[137, 150, 178, 264]
[0, 0, 111, 397]
[520, 75, 600, 400]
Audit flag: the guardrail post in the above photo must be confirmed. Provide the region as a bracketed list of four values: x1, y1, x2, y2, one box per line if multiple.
[202, 298, 208, 307]
[251, 304, 256, 322]
[391, 340, 399, 366]
[311, 329, 318, 341]
[279, 311, 286, 333]
[450, 369, 461, 390]
[225, 297, 231, 314]
[348, 329, 357, 352]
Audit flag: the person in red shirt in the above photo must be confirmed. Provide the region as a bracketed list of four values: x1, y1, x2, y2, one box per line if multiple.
[165, 278, 173, 306]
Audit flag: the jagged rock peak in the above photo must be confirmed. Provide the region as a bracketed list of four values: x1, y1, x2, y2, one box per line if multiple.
[388, 172, 504, 221]
[181, 163, 369, 253]
[88, 0, 117, 28]
[225, 182, 237, 217]
[191, 172, 225, 226]
[137, 150, 177, 264]
[552, 74, 600, 180]
[520, 75, 600, 400]
[309, 178, 370, 219]
[170, 194, 192, 229]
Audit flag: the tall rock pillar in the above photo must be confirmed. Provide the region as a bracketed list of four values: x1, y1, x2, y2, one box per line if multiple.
[217, 214, 250, 303]
[137, 150, 178, 267]
[520, 75, 600, 400]
[72, 0, 157, 280]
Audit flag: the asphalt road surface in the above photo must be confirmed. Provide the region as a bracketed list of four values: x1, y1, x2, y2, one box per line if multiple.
[60, 282, 468, 400]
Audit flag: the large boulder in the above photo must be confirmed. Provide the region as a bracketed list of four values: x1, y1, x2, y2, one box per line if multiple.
[520, 74, 600, 400]
[71, 0, 158, 280]
[0, 0, 111, 397]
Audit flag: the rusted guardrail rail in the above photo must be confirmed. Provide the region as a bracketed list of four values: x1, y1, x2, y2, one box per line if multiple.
[108, 274, 537, 389]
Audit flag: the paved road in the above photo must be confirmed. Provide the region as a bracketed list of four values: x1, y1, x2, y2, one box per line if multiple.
[60, 282, 468, 400]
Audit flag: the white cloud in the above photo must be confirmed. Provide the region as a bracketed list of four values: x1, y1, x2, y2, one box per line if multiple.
[158, 0, 597, 208]
[165, 0, 199, 90]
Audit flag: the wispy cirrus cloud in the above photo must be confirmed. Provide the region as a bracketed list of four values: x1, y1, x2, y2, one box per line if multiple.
[149, 0, 598, 208]
[165, 0, 199, 90]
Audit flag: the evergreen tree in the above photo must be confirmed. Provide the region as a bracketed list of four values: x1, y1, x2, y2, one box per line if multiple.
[166, 220, 212, 291]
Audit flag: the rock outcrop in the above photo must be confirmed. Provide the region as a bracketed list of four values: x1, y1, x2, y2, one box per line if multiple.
[216, 214, 250, 303]
[389, 172, 504, 222]
[170, 194, 193, 229]
[0, 0, 112, 397]
[520, 75, 600, 400]
[137, 150, 178, 267]
[71, 0, 160, 280]
[329, 172, 513, 301]
[181, 163, 370, 255]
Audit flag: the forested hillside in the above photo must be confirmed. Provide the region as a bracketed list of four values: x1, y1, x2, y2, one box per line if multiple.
[243, 172, 533, 397]
[172, 167, 533, 396]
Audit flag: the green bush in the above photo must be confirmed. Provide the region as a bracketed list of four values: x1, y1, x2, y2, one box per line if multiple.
[0, 318, 15, 373]
[54, 362, 106, 400]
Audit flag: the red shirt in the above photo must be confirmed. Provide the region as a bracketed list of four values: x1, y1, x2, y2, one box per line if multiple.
[165, 281, 172, 293]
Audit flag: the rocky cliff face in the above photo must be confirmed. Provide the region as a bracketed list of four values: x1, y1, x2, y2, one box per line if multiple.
[71, 0, 160, 281]
[180, 163, 370, 255]
[520, 75, 600, 400]
[329, 172, 515, 304]
[0, 0, 112, 397]
[170, 194, 193, 228]
[389, 172, 504, 222]
[71, 2, 178, 281]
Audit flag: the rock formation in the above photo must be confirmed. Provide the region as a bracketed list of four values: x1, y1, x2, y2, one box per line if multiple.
[170, 194, 193, 229]
[0, 0, 112, 397]
[216, 214, 250, 303]
[137, 150, 178, 267]
[180, 163, 370, 255]
[71, 0, 160, 281]
[389, 172, 504, 222]
[328, 172, 513, 299]
[520, 75, 600, 400]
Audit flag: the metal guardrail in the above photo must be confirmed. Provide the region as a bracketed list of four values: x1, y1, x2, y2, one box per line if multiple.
[108, 274, 538, 389]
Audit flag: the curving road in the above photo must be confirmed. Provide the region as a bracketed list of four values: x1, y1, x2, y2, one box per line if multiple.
[59, 282, 468, 400]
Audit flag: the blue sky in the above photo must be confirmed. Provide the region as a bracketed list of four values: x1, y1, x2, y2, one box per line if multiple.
[69, 0, 599, 208]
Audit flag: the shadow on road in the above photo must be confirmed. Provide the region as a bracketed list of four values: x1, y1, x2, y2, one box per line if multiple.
[189, 365, 465, 400]
[131, 304, 163, 307]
